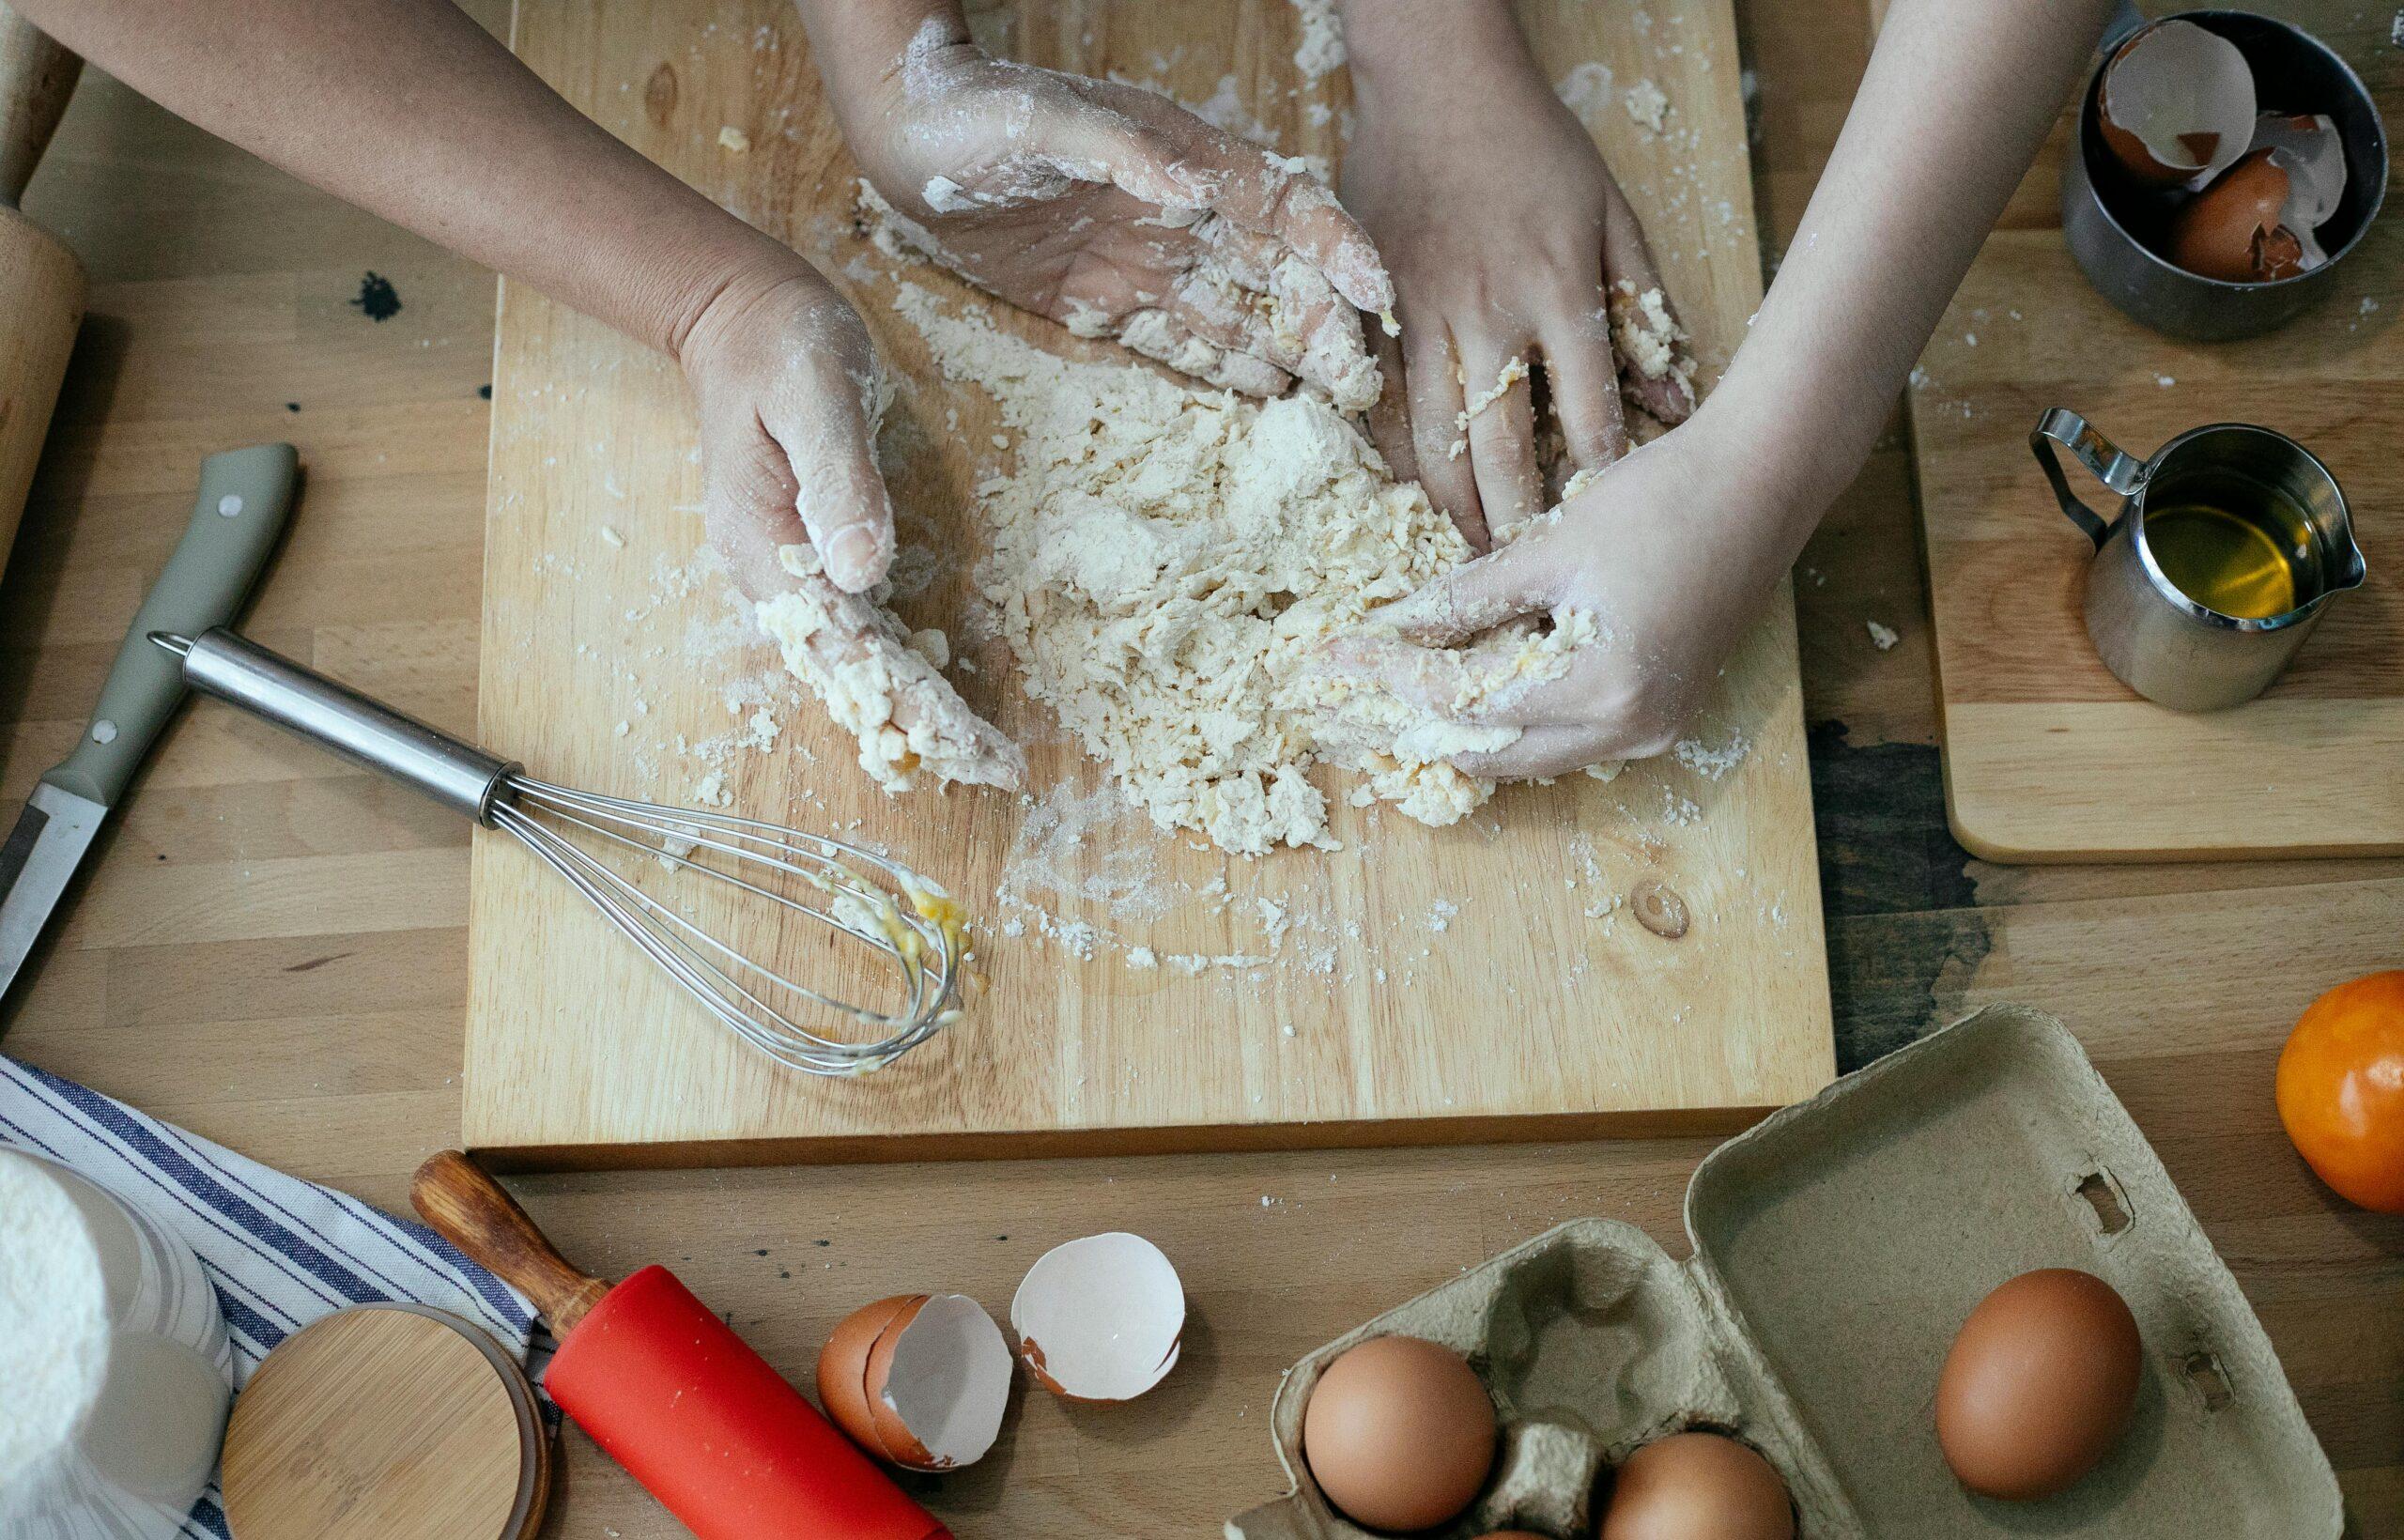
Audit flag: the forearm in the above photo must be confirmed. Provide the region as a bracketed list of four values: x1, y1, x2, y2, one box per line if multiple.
[790, 0, 965, 168]
[1340, 0, 1538, 111]
[15, 0, 795, 358]
[1709, 0, 2114, 542]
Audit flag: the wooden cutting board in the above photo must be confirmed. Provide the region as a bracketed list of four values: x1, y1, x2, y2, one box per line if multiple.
[464, 0, 1831, 1167]
[1906, 4, 2402, 863]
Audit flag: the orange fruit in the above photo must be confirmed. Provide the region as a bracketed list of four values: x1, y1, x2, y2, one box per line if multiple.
[2275, 971, 2404, 1212]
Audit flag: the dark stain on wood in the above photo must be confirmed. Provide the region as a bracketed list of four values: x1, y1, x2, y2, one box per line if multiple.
[350, 271, 402, 323]
[1809, 718, 1991, 1071]
[1809, 718, 1980, 916]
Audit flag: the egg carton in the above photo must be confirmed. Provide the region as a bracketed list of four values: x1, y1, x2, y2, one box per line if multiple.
[1228, 1005, 2341, 1539]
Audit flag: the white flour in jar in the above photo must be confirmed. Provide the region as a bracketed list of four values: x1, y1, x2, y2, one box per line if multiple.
[0, 1154, 109, 1492]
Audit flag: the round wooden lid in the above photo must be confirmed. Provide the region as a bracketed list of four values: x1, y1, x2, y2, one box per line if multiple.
[222, 1304, 547, 1540]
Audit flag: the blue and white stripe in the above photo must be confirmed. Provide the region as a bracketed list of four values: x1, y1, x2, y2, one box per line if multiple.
[0, 1057, 539, 1539]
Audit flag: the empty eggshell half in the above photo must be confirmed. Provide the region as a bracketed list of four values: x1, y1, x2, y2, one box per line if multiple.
[1010, 1232, 1186, 1401]
[816, 1291, 1012, 1471]
[2098, 18, 2257, 188]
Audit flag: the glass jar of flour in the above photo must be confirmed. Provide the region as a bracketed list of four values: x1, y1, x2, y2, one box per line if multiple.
[0, 1147, 233, 1538]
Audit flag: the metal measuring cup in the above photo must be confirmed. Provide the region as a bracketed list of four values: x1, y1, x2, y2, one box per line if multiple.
[2030, 408, 2365, 711]
[2062, 8, 2388, 341]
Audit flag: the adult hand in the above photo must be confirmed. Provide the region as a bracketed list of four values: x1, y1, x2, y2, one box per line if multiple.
[832, 19, 1395, 408]
[679, 259, 901, 600]
[1341, 8, 1693, 547]
[679, 256, 1024, 789]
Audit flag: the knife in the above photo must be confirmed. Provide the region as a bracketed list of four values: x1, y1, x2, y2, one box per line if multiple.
[0, 444, 298, 1009]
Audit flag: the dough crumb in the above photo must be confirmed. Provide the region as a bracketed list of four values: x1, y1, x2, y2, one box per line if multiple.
[1455, 355, 1529, 438]
[717, 125, 750, 153]
[1624, 78, 1670, 133]
[1867, 620, 1900, 651]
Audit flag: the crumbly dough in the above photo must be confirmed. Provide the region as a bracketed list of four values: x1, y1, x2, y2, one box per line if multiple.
[885, 278, 1595, 855]
[1609, 280, 1696, 404]
[756, 543, 1025, 793]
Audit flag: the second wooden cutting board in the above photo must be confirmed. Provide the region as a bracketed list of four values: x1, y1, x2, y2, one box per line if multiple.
[464, 0, 1831, 1167]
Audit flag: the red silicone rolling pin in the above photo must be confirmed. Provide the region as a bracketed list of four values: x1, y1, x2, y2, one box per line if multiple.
[411, 1151, 949, 1540]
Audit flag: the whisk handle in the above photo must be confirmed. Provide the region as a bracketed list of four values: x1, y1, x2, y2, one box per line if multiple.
[162, 627, 516, 823]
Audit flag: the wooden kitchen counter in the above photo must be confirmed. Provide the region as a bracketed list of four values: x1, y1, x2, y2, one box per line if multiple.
[2, 3, 2398, 1533]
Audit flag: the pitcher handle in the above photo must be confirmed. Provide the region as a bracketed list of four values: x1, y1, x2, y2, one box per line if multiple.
[2030, 408, 2145, 549]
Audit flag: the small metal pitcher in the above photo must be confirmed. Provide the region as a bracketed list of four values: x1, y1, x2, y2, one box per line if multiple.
[2030, 408, 2365, 711]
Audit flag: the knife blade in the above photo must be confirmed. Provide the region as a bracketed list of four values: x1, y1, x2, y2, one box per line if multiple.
[0, 444, 299, 1009]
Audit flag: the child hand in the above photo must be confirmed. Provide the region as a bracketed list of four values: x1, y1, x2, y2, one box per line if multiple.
[1328, 425, 1775, 777]
[1342, 31, 1692, 547]
[840, 22, 1395, 408]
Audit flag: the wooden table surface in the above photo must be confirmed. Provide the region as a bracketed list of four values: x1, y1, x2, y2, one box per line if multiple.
[1, 3, 2398, 1535]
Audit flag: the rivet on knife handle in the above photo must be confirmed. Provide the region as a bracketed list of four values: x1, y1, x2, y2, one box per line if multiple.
[41, 443, 297, 808]
[411, 1150, 612, 1335]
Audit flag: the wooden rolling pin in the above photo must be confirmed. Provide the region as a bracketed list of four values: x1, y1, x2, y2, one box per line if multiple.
[412, 1152, 953, 1540]
[0, 3, 83, 584]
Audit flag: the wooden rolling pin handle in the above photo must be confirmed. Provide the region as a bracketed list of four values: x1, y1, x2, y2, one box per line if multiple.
[411, 1150, 613, 1336]
[0, 5, 81, 208]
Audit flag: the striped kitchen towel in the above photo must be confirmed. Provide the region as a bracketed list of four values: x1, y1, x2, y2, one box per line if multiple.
[0, 1055, 545, 1540]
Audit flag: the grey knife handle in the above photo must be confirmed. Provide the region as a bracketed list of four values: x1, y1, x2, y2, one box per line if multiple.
[41, 445, 297, 808]
[170, 628, 516, 824]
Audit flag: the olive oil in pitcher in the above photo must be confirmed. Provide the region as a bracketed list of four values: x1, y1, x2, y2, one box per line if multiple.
[2141, 486, 2319, 621]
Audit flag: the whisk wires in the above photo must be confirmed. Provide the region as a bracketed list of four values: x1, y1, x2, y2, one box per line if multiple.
[491, 777, 967, 1076]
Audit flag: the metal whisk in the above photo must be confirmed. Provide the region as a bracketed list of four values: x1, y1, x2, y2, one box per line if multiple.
[150, 629, 965, 1076]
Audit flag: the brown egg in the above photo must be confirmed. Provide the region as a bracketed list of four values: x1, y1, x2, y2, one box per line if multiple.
[1302, 1335, 1496, 1532]
[1598, 1432, 1795, 1540]
[814, 1294, 924, 1459]
[2169, 149, 2307, 284]
[1935, 1268, 2141, 1501]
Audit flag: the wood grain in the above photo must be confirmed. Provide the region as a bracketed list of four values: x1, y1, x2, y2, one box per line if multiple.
[0, 5, 81, 593]
[1903, 5, 2404, 861]
[221, 1305, 544, 1540]
[463, 0, 1834, 1166]
[411, 1150, 612, 1332]
[3, 5, 2399, 1536]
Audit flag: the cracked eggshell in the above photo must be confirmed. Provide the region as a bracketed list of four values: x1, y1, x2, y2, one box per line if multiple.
[817, 1294, 925, 1458]
[2247, 112, 2349, 266]
[867, 1293, 1014, 1471]
[816, 1292, 1012, 1472]
[1009, 1232, 1185, 1402]
[2097, 18, 2257, 188]
[2169, 147, 2316, 283]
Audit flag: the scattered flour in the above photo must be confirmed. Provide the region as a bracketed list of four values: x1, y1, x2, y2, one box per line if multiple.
[1672, 732, 1751, 781]
[1555, 62, 1618, 126]
[1288, 0, 1346, 81]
